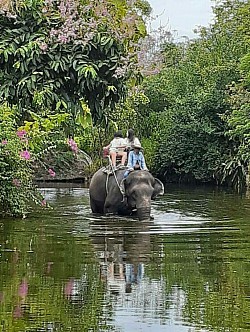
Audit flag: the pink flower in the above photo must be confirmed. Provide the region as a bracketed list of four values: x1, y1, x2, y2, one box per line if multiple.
[41, 199, 46, 207]
[1, 139, 7, 145]
[18, 278, 28, 299]
[64, 278, 75, 298]
[12, 179, 21, 187]
[50, 28, 58, 37]
[39, 42, 48, 52]
[20, 150, 30, 160]
[13, 305, 23, 319]
[48, 168, 56, 177]
[58, 34, 68, 43]
[67, 138, 78, 153]
[16, 130, 27, 139]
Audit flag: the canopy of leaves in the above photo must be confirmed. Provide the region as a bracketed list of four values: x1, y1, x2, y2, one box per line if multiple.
[136, 0, 250, 187]
[0, 0, 149, 123]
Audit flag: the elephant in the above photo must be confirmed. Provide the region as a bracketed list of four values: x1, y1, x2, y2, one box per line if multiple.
[89, 168, 164, 221]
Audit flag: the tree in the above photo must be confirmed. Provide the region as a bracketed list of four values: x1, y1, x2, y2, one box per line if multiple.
[136, 0, 250, 185]
[0, 0, 150, 124]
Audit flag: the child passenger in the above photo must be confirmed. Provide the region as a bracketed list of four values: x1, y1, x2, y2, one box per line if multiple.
[103, 131, 127, 168]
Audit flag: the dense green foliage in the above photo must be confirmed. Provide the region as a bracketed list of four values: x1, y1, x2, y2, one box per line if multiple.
[136, 0, 250, 189]
[0, 0, 148, 124]
[0, 104, 43, 216]
[0, 103, 82, 216]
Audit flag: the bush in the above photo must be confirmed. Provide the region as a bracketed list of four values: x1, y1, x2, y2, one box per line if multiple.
[0, 104, 44, 217]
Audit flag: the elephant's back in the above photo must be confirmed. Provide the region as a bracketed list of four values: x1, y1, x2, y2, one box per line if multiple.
[89, 169, 107, 202]
[89, 168, 125, 200]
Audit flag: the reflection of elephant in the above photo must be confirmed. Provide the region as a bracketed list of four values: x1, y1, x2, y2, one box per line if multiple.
[90, 219, 152, 293]
[89, 169, 164, 221]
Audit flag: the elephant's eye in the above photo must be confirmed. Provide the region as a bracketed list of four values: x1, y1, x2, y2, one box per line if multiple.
[127, 190, 137, 206]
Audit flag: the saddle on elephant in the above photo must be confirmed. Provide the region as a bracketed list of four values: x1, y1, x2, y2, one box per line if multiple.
[101, 163, 128, 175]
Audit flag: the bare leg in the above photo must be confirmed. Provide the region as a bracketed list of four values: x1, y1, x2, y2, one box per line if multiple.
[116, 152, 127, 165]
[120, 152, 127, 165]
[109, 151, 117, 166]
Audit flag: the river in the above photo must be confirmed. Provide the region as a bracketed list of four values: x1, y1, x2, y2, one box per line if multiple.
[0, 183, 250, 331]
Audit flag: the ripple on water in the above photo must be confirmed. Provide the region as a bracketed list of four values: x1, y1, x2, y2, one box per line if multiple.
[1, 185, 250, 332]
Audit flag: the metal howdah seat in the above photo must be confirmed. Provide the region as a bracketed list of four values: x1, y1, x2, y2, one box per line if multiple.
[103, 148, 126, 166]
[103, 149, 128, 168]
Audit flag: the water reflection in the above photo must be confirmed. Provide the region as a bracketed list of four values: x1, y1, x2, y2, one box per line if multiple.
[89, 219, 209, 332]
[90, 219, 151, 294]
[90, 219, 169, 331]
[0, 185, 250, 332]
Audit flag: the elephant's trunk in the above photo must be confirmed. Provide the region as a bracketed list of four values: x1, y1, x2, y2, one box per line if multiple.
[137, 206, 151, 221]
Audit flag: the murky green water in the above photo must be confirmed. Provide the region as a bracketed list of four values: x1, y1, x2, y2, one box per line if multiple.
[1, 184, 250, 331]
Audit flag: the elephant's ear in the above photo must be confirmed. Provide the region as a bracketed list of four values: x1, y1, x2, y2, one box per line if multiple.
[120, 178, 126, 195]
[152, 178, 164, 199]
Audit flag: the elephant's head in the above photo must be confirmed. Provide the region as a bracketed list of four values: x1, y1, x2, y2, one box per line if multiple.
[121, 170, 164, 221]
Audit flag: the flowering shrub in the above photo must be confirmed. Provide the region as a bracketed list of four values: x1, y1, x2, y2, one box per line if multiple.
[0, 104, 44, 216]
[67, 138, 78, 153]
[48, 168, 56, 177]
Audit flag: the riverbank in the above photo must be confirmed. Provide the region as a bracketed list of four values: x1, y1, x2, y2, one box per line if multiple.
[33, 150, 92, 184]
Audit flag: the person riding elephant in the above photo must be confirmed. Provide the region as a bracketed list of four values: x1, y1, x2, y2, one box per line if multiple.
[103, 131, 127, 168]
[89, 168, 164, 221]
[125, 128, 141, 152]
[124, 143, 148, 178]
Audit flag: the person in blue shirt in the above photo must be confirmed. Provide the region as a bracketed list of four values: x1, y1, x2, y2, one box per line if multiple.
[124, 143, 148, 178]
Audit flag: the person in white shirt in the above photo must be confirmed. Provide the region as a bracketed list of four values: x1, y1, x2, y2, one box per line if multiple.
[125, 128, 141, 152]
[103, 131, 127, 167]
